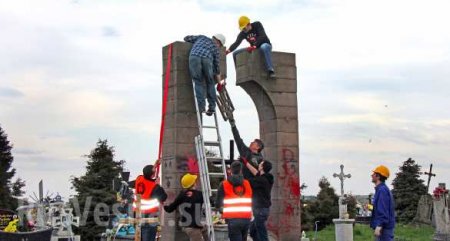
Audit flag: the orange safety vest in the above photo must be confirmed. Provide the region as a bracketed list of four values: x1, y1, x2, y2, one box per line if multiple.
[222, 179, 253, 219]
[133, 175, 160, 214]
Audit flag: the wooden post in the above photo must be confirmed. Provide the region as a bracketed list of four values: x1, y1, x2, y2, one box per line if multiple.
[135, 194, 141, 241]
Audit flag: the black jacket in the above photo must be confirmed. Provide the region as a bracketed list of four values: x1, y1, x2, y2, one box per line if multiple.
[231, 126, 264, 179]
[248, 173, 274, 209]
[229, 21, 271, 52]
[164, 189, 204, 228]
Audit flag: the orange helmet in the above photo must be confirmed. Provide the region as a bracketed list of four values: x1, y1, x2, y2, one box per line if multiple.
[373, 165, 390, 178]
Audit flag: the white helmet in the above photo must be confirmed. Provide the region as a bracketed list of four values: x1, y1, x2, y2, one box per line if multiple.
[213, 33, 226, 46]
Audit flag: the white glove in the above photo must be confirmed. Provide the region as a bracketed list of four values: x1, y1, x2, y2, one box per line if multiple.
[374, 226, 382, 236]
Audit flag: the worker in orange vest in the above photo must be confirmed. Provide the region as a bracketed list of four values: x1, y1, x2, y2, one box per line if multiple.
[132, 160, 167, 241]
[216, 161, 253, 241]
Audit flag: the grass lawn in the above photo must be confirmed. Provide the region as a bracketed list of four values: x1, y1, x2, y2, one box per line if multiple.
[305, 223, 434, 241]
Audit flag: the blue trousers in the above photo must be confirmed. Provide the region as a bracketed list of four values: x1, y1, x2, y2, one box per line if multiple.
[188, 55, 216, 112]
[141, 223, 157, 241]
[375, 228, 394, 241]
[227, 218, 251, 241]
[249, 208, 270, 241]
[232, 43, 274, 72]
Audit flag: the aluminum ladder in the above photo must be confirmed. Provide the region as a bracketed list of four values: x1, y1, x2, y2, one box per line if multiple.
[192, 83, 228, 241]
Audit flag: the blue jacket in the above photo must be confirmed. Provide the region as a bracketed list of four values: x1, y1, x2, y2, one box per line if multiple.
[370, 182, 396, 229]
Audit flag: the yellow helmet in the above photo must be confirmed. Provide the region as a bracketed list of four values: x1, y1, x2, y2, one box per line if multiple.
[181, 173, 198, 189]
[239, 16, 250, 30]
[373, 165, 390, 178]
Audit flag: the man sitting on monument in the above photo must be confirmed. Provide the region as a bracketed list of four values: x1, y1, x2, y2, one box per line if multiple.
[228, 117, 264, 179]
[226, 16, 276, 79]
[184, 33, 226, 116]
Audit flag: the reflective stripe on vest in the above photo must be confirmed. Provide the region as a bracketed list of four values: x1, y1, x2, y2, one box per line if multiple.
[222, 180, 253, 219]
[133, 197, 160, 213]
[133, 175, 160, 214]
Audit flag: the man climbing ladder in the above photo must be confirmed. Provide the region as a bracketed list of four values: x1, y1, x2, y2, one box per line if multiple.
[184, 33, 226, 116]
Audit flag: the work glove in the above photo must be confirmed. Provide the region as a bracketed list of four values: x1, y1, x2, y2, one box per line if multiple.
[374, 226, 382, 237]
[216, 80, 226, 92]
[246, 46, 257, 52]
[229, 118, 236, 127]
[241, 157, 249, 166]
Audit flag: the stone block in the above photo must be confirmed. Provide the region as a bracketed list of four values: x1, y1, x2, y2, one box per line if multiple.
[269, 92, 298, 107]
[174, 112, 198, 128]
[272, 51, 296, 67]
[262, 77, 297, 93]
[263, 132, 299, 147]
[260, 118, 298, 134]
[274, 106, 299, 119]
[167, 98, 196, 113]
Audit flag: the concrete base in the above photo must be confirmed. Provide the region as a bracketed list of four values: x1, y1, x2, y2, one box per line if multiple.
[333, 219, 354, 241]
[51, 235, 81, 241]
[434, 233, 450, 241]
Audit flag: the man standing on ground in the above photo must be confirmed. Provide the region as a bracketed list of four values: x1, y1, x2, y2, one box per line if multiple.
[370, 165, 396, 241]
[216, 161, 253, 241]
[184, 34, 226, 116]
[229, 118, 264, 179]
[164, 173, 206, 241]
[243, 159, 274, 241]
[132, 160, 168, 241]
[227, 16, 276, 79]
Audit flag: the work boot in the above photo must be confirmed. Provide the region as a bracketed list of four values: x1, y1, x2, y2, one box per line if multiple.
[206, 109, 215, 116]
[268, 70, 277, 80]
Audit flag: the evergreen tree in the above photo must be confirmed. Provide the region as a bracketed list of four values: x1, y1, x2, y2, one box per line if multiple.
[71, 140, 123, 241]
[305, 177, 339, 230]
[391, 158, 427, 223]
[0, 124, 23, 210]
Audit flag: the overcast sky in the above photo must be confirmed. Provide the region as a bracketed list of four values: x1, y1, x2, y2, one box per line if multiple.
[1, 0, 449, 201]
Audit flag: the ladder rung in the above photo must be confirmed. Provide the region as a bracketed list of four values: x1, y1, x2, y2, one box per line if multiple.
[202, 125, 217, 129]
[211, 189, 218, 192]
[204, 141, 220, 147]
[207, 157, 223, 164]
[209, 172, 225, 176]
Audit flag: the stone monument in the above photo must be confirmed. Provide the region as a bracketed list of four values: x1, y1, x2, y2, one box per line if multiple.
[332, 164, 354, 241]
[433, 183, 450, 241]
[161, 42, 300, 241]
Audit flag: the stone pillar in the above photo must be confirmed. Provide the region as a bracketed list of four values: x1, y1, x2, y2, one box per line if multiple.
[235, 50, 300, 241]
[160, 41, 226, 241]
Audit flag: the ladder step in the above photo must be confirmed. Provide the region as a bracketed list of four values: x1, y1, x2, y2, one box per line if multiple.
[207, 157, 224, 164]
[204, 141, 220, 147]
[202, 125, 217, 129]
[209, 172, 225, 176]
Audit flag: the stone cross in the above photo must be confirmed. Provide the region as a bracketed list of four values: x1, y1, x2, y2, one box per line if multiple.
[423, 164, 436, 193]
[333, 164, 351, 197]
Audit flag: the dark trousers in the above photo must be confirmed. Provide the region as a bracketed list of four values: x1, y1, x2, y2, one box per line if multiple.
[375, 228, 394, 241]
[249, 208, 270, 241]
[227, 218, 251, 241]
[141, 223, 157, 241]
[188, 55, 216, 112]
